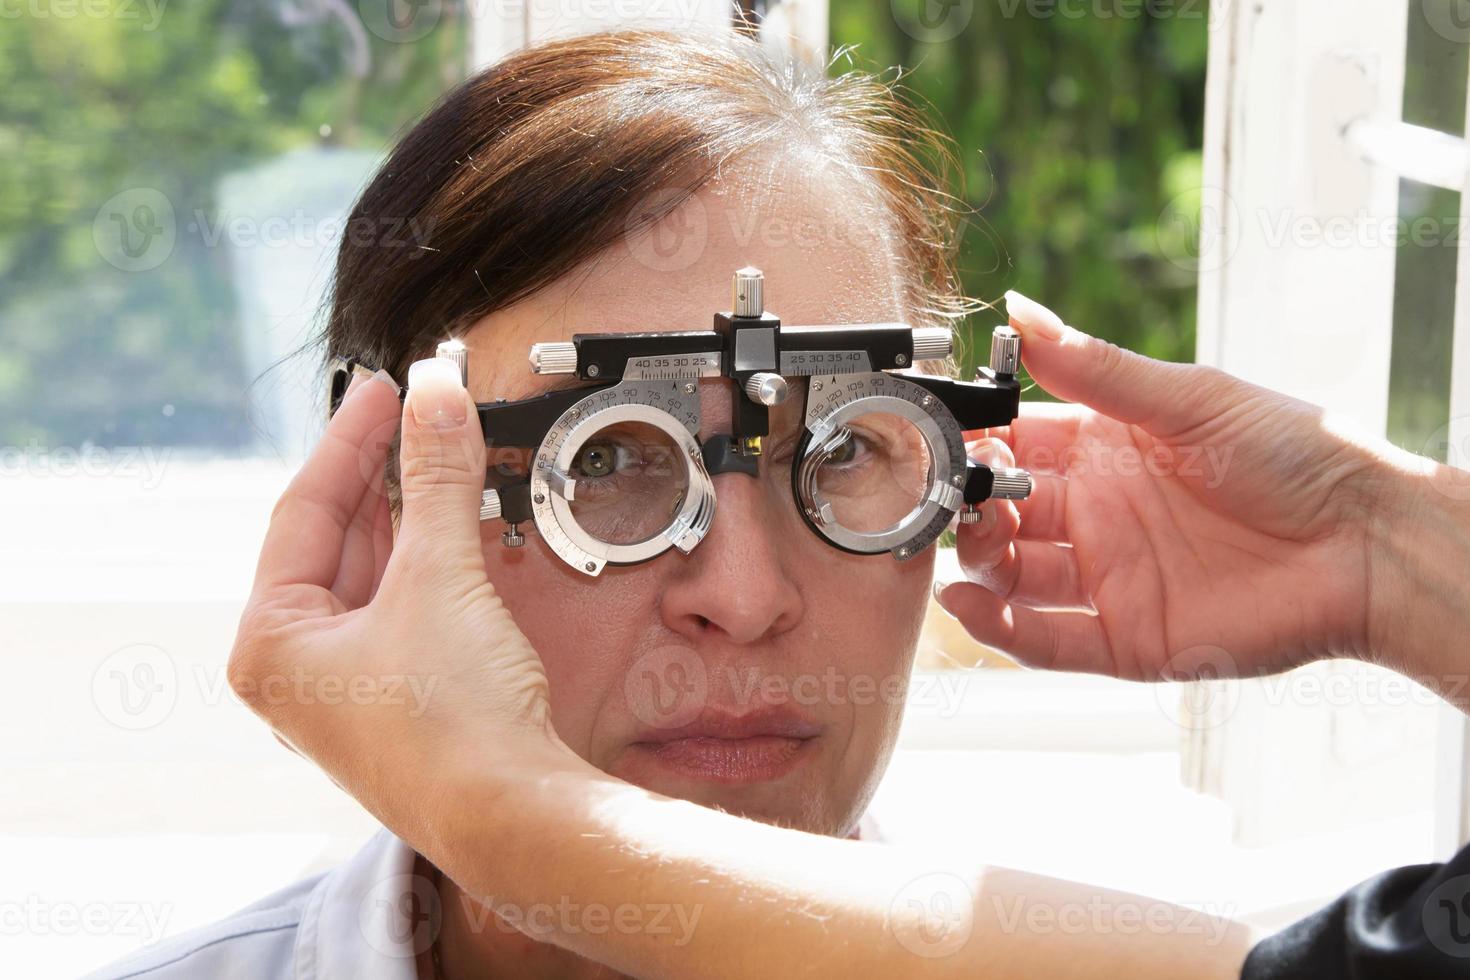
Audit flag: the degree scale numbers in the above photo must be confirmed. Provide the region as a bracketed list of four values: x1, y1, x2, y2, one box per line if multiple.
[623, 352, 722, 381]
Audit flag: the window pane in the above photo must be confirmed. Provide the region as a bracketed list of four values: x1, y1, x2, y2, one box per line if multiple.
[0, 5, 469, 458]
[1387, 1, 1467, 459]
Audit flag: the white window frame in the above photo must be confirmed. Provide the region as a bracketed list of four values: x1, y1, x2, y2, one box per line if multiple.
[1195, 0, 1470, 856]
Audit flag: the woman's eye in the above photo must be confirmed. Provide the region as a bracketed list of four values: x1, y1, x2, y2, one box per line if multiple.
[575, 440, 637, 479]
[826, 432, 874, 468]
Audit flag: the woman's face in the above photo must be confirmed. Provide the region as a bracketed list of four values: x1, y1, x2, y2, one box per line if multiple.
[461, 157, 934, 837]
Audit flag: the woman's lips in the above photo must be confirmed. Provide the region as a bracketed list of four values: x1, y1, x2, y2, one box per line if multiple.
[638, 735, 813, 784]
[624, 711, 821, 785]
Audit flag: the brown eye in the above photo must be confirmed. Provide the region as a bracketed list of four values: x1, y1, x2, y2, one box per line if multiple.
[828, 437, 857, 465]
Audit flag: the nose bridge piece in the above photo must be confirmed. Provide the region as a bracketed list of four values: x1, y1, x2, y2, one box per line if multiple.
[700, 433, 760, 478]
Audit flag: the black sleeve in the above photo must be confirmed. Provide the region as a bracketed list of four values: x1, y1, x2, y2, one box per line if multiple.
[1242, 841, 1470, 979]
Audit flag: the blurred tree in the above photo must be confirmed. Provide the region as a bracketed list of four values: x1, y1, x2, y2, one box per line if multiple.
[833, 0, 1211, 381]
[3, 1, 1213, 447]
[0, 1, 467, 448]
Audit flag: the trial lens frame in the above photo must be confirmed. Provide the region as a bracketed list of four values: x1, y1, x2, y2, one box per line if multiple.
[327, 267, 1034, 576]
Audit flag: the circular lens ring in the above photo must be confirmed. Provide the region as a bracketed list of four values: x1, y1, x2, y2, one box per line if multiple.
[791, 373, 965, 558]
[530, 390, 715, 575]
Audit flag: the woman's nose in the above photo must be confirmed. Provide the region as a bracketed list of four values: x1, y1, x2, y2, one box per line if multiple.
[657, 469, 804, 646]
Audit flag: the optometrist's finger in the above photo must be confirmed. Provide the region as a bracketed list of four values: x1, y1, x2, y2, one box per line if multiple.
[933, 582, 1113, 674]
[954, 438, 1020, 563]
[957, 538, 1091, 610]
[330, 467, 394, 609]
[976, 404, 1089, 475]
[384, 357, 489, 586]
[252, 369, 401, 595]
[1012, 471, 1070, 543]
[1007, 291, 1234, 439]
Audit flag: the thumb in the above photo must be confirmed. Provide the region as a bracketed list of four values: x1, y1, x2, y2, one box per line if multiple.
[1004, 290, 1227, 438]
[391, 355, 488, 579]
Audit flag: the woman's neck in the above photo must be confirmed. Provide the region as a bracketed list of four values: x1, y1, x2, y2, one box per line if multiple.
[423, 854, 630, 980]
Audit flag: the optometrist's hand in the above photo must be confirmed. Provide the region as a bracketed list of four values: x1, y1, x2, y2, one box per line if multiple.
[937, 292, 1470, 686]
[226, 359, 569, 840]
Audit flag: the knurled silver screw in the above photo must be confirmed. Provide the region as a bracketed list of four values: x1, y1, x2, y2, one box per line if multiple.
[502, 525, 526, 547]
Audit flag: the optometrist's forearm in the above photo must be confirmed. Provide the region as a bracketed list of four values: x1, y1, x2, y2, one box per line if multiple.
[425, 749, 1253, 980]
[1364, 450, 1470, 701]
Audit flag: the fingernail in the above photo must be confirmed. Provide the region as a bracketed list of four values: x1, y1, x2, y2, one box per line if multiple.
[345, 368, 399, 407]
[932, 580, 955, 607]
[407, 357, 467, 428]
[1005, 290, 1065, 341]
[370, 368, 400, 397]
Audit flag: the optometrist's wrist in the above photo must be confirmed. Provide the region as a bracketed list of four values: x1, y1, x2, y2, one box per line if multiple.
[1363, 446, 1470, 693]
[425, 734, 603, 897]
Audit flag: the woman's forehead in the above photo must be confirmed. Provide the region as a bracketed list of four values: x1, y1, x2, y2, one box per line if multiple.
[464, 158, 907, 402]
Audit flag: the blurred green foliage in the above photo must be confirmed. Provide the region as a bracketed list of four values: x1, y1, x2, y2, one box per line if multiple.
[37, 2, 1468, 459]
[1387, 1, 1467, 462]
[0, 2, 467, 448]
[836, 0, 1211, 381]
[2, 2, 1210, 450]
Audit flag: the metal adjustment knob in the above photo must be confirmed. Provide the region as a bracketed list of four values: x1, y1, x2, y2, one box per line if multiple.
[529, 342, 578, 375]
[990, 467, 1033, 500]
[743, 371, 788, 406]
[479, 489, 502, 522]
[990, 326, 1021, 378]
[910, 326, 954, 362]
[502, 523, 526, 548]
[958, 505, 985, 524]
[436, 338, 468, 386]
[733, 267, 764, 317]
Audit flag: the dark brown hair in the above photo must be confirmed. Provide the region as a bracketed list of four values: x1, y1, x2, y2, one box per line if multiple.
[324, 28, 974, 383]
